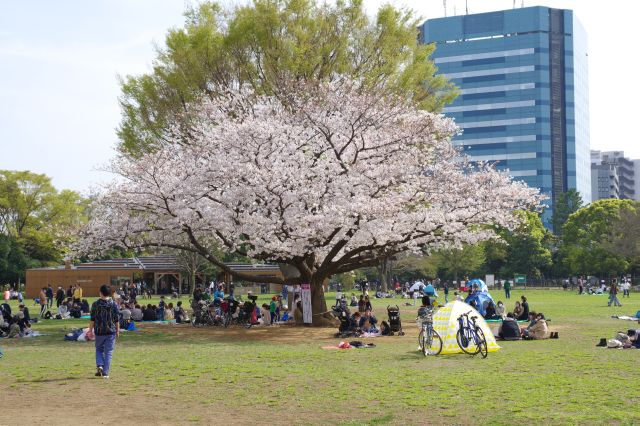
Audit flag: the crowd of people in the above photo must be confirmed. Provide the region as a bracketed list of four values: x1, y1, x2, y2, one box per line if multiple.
[0, 303, 34, 338]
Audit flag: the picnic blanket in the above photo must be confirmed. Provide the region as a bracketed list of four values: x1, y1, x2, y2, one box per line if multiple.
[485, 319, 528, 324]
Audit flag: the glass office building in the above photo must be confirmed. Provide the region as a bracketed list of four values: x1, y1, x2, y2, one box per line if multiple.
[419, 6, 591, 228]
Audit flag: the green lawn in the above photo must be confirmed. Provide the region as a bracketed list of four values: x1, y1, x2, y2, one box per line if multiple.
[1, 289, 639, 425]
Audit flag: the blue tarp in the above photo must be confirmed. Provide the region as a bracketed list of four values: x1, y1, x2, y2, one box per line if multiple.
[464, 292, 494, 316]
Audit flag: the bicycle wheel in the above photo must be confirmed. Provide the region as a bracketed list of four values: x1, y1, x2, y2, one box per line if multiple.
[456, 328, 478, 355]
[418, 329, 425, 351]
[223, 312, 231, 328]
[475, 327, 488, 358]
[424, 329, 443, 356]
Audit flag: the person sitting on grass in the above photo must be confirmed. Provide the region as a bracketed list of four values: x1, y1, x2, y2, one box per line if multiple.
[18, 305, 30, 324]
[350, 312, 362, 332]
[359, 309, 378, 333]
[81, 299, 90, 315]
[3, 316, 21, 338]
[498, 313, 521, 341]
[512, 301, 524, 319]
[518, 296, 530, 321]
[174, 301, 188, 323]
[495, 301, 506, 319]
[157, 296, 166, 320]
[350, 293, 358, 307]
[484, 301, 497, 320]
[165, 303, 175, 321]
[142, 304, 156, 321]
[523, 313, 549, 340]
[260, 303, 271, 325]
[119, 304, 132, 329]
[131, 304, 143, 321]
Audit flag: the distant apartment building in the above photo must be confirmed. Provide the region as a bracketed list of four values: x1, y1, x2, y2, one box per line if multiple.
[591, 163, 619, 200]
[419, 6, 591, 229]
[590, 150, 636, 201]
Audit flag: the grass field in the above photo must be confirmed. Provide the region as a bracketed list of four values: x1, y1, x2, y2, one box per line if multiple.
[1, 289, 639, 425]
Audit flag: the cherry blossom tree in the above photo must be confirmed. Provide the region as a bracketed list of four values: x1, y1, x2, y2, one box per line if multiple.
[80, 80, 541, 324]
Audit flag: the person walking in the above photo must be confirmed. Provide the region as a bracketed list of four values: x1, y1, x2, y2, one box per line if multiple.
[90, 284, 120, 379]
[608, 280, 622, 307]
[46, 285, 54, 309]
[621, 279, 631, 298]
[38, 287, 47, 318]
[443, 283, 449, 304]
[503, 279, 511, 299]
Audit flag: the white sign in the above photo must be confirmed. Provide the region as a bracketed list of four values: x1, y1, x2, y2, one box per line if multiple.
[301, 283, 312, 324]
[485, 274, 495, 288]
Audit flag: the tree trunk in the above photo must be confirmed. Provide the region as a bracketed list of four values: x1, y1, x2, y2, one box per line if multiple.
[310, 276, 332, 326]
[380, 258, 388, 292]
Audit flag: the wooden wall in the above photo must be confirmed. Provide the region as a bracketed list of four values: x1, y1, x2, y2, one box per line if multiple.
[25, 268, 138, 298]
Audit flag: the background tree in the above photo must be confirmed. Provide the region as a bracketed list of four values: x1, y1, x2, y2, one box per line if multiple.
[435, 245, 485, 282]
[393, 254, 439, 282]
[81, 80, 540, 324]
[499, 211, 552, 279]
[0, 170, 87, 283]
[551, 189, 583, 236]
[117, 0, 457, 155]
[561, 199, 637, 277]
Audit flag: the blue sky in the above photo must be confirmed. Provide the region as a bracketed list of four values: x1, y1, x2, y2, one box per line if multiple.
[1, 0, 638, 192]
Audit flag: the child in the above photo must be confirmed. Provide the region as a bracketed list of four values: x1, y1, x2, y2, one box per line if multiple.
[260, 304, 270, 325]
[157, 296, 166, 321]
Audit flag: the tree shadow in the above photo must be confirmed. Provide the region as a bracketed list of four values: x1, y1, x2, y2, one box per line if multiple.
[17, 376, 82, 383]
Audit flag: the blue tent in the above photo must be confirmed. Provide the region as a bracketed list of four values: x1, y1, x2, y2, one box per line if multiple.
[467, 278, 488, 293]
[464, 279, 494, 316]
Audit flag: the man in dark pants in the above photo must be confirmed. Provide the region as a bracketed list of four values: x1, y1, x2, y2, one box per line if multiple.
[89, 285, 120, 379]
[55, 286, 65, 308]
[503, 279, 511, 299]
[46, 285, 54, 309]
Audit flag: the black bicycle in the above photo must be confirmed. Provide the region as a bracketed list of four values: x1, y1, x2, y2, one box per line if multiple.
[456, 310, 488, 358]
[417, 307, 443, 356]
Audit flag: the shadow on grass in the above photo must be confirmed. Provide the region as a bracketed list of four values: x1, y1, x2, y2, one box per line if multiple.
[16, 376, 83, 383]
[340, 414, 394, 425]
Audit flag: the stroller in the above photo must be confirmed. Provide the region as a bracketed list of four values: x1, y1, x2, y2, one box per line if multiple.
[386, 305, 405, 336]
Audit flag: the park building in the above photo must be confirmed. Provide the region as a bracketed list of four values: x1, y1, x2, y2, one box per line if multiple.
[419, 6, 591, 229]
[25, 255, 283, 298]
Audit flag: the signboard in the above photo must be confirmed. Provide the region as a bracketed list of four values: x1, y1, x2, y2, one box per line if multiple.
[485, 274, 495, 288]
[301, 283, 312, 324]
[514, 274, 526, 285]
